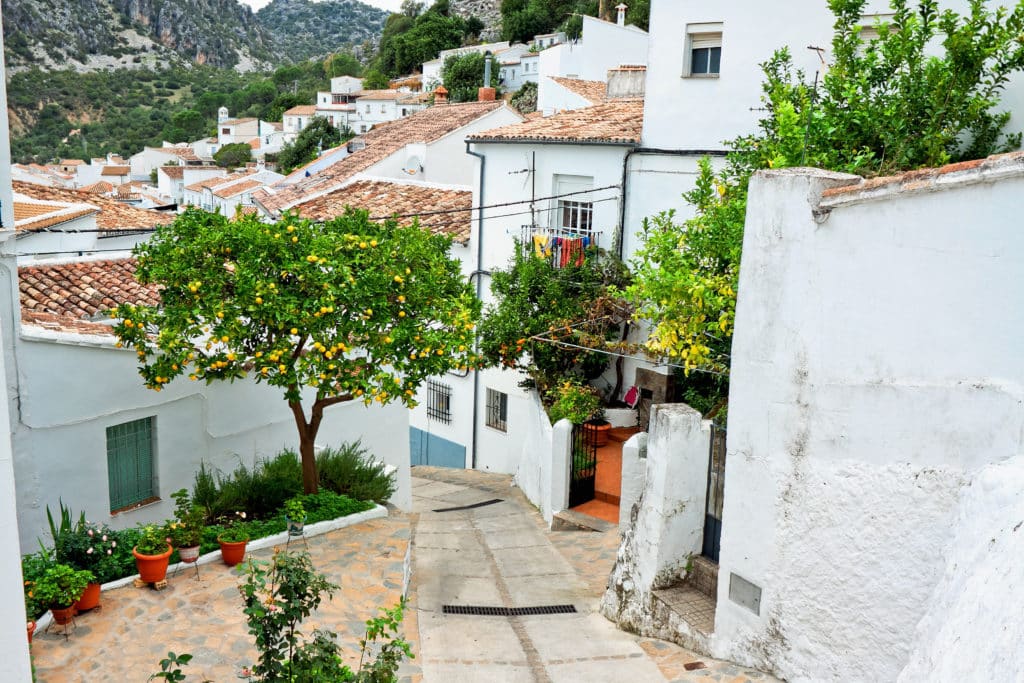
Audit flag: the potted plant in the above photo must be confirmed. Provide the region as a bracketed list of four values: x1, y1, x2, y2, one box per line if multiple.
[217, 511, 250, 566]
[547, 380, 611, 444]
[54, 520, 119, 611]
[283, 498, 306, 536]
[132, 524, 173, 583]
[168, 489, 205, 564]
[31, 563, 93, 626]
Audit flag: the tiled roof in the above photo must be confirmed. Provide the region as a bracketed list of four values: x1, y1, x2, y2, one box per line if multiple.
[13, 198, 98, 232]
[284, 105, 317, 116]
[184, 169, 252, 193]
[398, 92, 432, 105]
[255, 100, 509, 216]
[222, 117, 257, 126]
[60, 159, 84, 166]
[13, 181, 171, 230]
[159, 166, 185, 179]
[293, 179, 473, 243]
[468, 98, 642, 145]
[213, 178, 264, 198]
[81, 181, 115, 194]
[146, 146, 200, 162]
[19, 258, 161, 326]
[101, 165, 130, 176]
[549, 77, 607, 104]
[356, 89, 401, 101]
[21, 310, 119, 336]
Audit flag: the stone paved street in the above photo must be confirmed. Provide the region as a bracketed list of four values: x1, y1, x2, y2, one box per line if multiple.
[31, 467, 775, 683]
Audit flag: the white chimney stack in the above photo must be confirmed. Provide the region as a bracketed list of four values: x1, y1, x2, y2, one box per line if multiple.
[616, 3, 628, 26]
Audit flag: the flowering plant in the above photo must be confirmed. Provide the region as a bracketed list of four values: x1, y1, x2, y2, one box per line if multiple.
[54, 520, 120, 584]
[546, 380, 603, 425]
[168, 489, 205, 548]
[135, 524, 171, 556]
[217, 511, 250, 544]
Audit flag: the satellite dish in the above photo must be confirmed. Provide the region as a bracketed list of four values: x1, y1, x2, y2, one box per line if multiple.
[403, 155, 423, 176]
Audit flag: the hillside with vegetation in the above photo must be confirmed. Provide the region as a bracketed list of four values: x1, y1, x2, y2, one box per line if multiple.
[256, 0, 388, 63]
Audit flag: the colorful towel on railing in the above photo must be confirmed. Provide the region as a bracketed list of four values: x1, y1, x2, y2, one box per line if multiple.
[559, 237, 584, 267]
[533, 234, 552, 258]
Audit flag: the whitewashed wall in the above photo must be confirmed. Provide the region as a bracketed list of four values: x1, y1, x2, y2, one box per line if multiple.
[718, 163, 1024, 681]
[643, 0, 1024, 151]
[12, 332, 411, 551]
[538, 16, 648, 84]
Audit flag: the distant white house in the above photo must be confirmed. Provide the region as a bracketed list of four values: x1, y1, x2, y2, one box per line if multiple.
[157, 165, 226, 206]
[422, 40, 512, 90]
[182, 167, 284, 215]
[283, 105, 317, 141]
[128, 145, 202, 182]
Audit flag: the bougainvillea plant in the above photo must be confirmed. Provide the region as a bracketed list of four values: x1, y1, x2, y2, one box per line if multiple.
[113, 208, 482, 493]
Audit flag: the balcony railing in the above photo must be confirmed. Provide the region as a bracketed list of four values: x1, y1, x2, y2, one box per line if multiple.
[519, 224, 602, 268]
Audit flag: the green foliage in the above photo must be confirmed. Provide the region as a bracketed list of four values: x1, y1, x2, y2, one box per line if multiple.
[256, 0, 388, 64]
[277, 116, 344, 174]
[163, 109, 208, 144]
[192, 453, 303, 522]
[546, 380, 602, 425]
[135, 525, 171, 556]
[510, 80, 538, 114]
[622, 0, 1024, 397]
[361, 68, 391, 90]
[316, 441, 398, 504]
[30, 563, 93, 609]
[441, 52, 501, 103]
[149, 652, 194, 683]
[499, 0, 652, 43]
[22, 549, 55, 620]
[283, 498, 306, 522]
[325, 51, 364, 78]
[53, 519, 121, 585]
[373, 2, 467, 78]
[114, 209, 482, 493]
[168, 489, 206, 548]
[213, 142, 252, 169]
[480, 244, 628, 394]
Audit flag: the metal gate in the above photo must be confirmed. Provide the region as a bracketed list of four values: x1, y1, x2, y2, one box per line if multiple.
[702, 423, 727, 562]
[568, 423, 598, 507]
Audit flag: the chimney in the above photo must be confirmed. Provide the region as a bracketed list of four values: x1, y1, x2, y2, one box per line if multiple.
[616, 3, 628, 26]
[434, 85, 449, 105]
[218, 106, 229, 124]
[478, 51, 496, 102]
[606, 65, 646, 98]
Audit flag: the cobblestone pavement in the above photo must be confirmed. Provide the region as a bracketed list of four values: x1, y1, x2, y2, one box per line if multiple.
[32, 516, 412, 683]
[407, 466, 778, 683]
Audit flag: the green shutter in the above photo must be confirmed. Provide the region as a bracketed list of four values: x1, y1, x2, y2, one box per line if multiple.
[106, 417, 155, 511]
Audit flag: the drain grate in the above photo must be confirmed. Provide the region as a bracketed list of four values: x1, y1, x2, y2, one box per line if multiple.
[431, 498, 503, 513]
[443, 604, 577, 616]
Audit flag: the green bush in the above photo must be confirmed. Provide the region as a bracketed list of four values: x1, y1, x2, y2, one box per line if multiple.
[316, 442, 396, 504]
[193, 452, 303, 522]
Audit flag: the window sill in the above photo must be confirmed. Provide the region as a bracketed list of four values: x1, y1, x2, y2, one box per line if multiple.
[110, 496, 161, 516]
[682, 73, 720, 79]
[485, 424, 508, 434]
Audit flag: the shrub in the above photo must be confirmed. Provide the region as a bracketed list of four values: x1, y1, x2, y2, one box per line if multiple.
[316, 442, 396, 504]
[30, 564, 93, 609]
[193, 452, 303, 522]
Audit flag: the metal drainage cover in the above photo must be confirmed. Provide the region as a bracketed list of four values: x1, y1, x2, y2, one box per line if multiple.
[443, 605, 577, 617]
[432, 498, 503, 513]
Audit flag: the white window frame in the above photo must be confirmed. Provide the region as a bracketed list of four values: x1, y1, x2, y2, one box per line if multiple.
[552, 174, 594, 234]
[683, 22, 723, 78]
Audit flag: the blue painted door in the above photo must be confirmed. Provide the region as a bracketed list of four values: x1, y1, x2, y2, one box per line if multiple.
[410, 427, 466, 468]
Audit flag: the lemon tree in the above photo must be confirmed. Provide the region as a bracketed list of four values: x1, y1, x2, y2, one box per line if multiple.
[113, 208, 481, 493]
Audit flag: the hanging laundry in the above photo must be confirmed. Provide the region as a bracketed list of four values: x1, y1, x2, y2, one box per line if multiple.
[532, 234, 552, 258]
[560, 238, 584, 267]
[624, 385, 640, 408]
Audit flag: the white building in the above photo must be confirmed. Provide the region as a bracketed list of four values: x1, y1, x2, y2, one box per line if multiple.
[128, 145, 202, 182]
[422, 40, 511, 90]
[283, 105, 317, 141]
[158, 165, 226, 206]
[181, 168, 283, 216]
[498, 44, 540, 92]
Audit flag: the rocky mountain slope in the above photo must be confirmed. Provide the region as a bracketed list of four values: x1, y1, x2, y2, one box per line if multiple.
[450, 0, 502, 40]
[1, 0, 387, 72]
[256, 0, 388, 63]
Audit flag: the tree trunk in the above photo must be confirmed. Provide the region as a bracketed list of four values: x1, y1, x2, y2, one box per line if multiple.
[298, 427, 319, 495]
[599, 0, 608, 21]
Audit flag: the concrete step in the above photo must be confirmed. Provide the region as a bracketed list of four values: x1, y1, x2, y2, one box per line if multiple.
[651, 584, 716, 652]
[688, 555, 719, 600]
[595, 490, 621, 506]
[552, 508, 617, 532]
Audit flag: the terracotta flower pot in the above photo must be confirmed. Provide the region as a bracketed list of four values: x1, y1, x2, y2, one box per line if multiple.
[584, 421, 611, 447]
[133, 545, 173, 583]
[218, 537, 248, 566]
[50, 605, 76, 626]
[74, 582, 101, 611]
[178, 545, 201, 564]
[26, 621, 35, 645]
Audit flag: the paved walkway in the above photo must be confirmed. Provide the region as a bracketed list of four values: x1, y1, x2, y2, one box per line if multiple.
[31, 467, 775, 683]
[406, 467, 776, 683]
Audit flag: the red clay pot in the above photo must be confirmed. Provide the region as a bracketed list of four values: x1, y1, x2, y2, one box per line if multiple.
[74, 582, 101, 611]
[50, 606, 75, 626]
[584, 421, 611, 447]
[133, 545, 173, 583]
[218, 537, 248, 566]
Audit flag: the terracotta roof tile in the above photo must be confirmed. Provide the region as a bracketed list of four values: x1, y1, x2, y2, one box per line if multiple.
[184, 169, 252, 193]
[13, 199, 98, 232]
[284, 105, 317, 116]
[255, 101, 510, 216]
[294, 179, 472, 243]
[20, 310, 118, 336]
[356, 89, 401, 100]
[101, 165, 130, 176]
[19, 258, 160, 328]
[13, 181, 170, 231]
[549, 77, 607, 104]
[468, 98, 642, 145]
[146, 146, 200, 162]
[80, 181, 115, 194]
[213, 178, 264, 198]
[222, 117, 257, 126]
[159, 166, 185, 179]
[59, 159, 84, 166]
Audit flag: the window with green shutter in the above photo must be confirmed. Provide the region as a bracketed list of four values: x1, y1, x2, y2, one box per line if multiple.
[106, 417, 155, 511]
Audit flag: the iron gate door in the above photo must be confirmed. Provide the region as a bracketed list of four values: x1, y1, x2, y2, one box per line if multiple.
[702, 423, 727, 562]
[569, 423, 598, 507]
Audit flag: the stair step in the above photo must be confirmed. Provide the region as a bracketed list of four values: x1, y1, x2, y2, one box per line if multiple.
[595, 490, 621, 505]
[688, 556, 719, 600]
[552, 508, 617, 532]
[653, 584, 716, 637]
